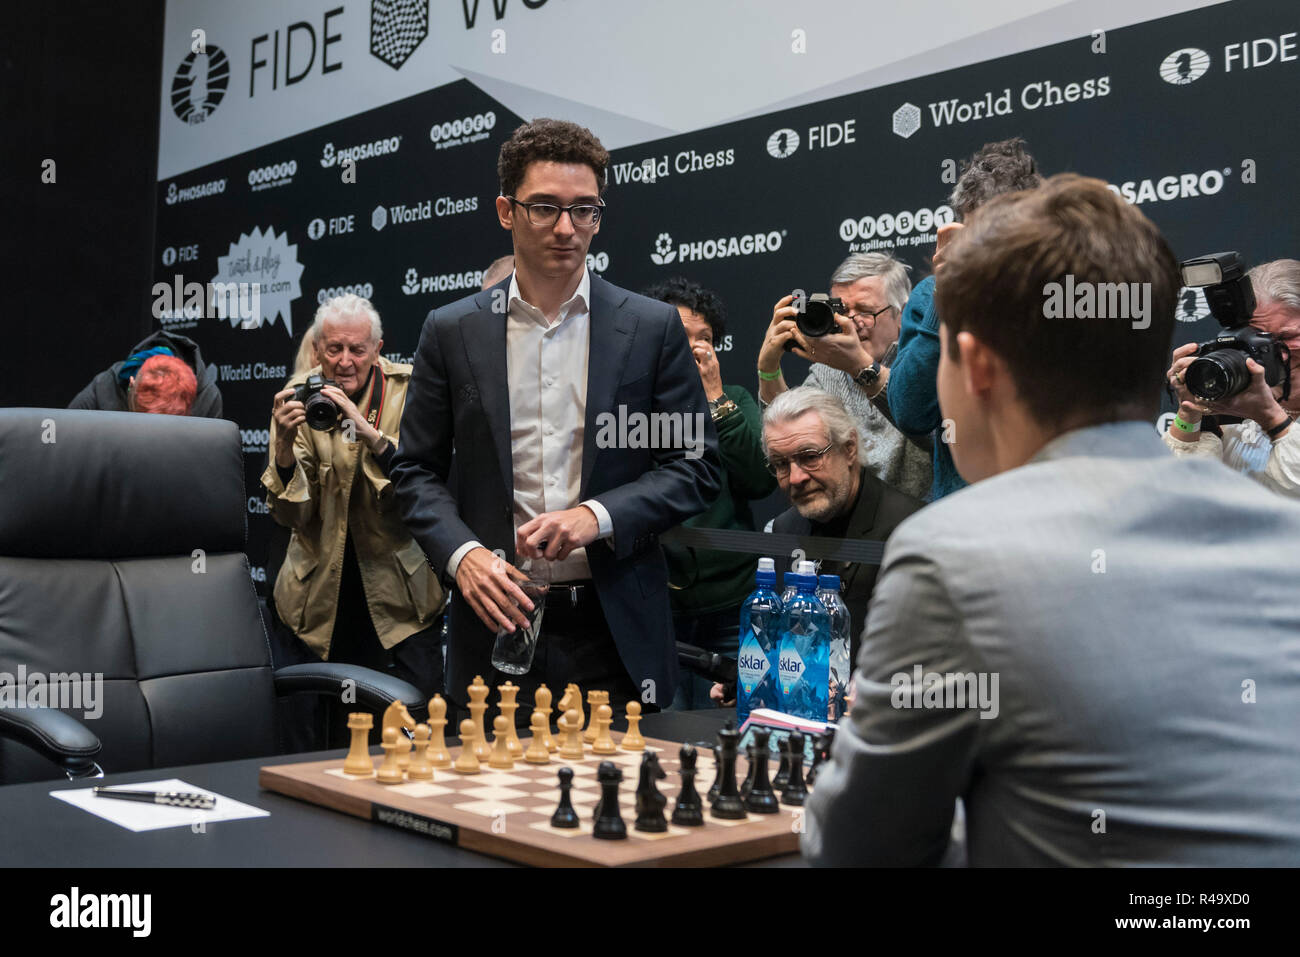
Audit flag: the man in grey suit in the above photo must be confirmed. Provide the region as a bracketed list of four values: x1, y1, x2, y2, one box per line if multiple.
[803, 174, 1300, 866]
[391, 119, 720, 715]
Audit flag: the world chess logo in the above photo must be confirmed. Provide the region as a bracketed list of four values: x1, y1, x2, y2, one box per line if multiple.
[372, 204, 389, 231]
[892, 102, 921, 139]
[766, 128, 800, 158]
[170, 45, 230, 124]
[370, 0, 429, 70]
[651, 233, 676, 265]
[402, 268, 420, 295]
[1160, 47, 1211, 85]
[307, 218, 326, 241]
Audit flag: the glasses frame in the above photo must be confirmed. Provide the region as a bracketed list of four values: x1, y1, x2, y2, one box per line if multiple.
[843, 303, 896, 324]
[765, 440, 836, 477]
[506, 196, 605, 228]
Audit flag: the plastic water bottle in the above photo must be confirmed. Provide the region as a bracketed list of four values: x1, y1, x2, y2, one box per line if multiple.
[777, 560, 830, 720]
[817, 574, 852, 722]
[780, 572, 798, 606]
[736, 558, 784, 723]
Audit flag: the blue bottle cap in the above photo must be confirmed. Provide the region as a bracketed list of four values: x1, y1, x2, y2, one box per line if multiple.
[818, 574, 841, 591]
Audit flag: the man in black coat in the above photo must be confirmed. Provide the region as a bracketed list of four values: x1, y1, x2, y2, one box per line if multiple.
[68, 330, 223, 417]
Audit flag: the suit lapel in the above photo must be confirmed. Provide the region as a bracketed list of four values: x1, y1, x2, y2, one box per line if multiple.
[461, 281, 514, 500]
[839, 468, 883, 591]
[581, 275, 635, 497]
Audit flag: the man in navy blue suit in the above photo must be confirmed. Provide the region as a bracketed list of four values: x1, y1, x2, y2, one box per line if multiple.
[391, 119, 721, 716]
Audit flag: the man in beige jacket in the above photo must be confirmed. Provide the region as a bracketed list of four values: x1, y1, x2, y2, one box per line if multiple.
[263, 294, 445, 698]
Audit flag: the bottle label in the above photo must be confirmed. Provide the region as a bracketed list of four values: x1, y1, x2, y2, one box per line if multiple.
[777, 646, 805, 695]
[736, 629, 771, 695]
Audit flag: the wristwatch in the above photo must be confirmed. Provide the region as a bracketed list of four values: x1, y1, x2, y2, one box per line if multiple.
[853, 362, 882, 390]
[708, 396, 738, 421]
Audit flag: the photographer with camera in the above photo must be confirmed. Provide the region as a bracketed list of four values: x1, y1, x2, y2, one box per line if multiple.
[262, 294, 446, 700]
[756, 253, 932, 501]
[1165, 257, 1300, 497]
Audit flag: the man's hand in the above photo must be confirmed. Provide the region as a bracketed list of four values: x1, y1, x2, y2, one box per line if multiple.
[932, 222, 964, 278]
[516, 506, 600, 562]
[757, 294, 810, 376]
[271, 387, 306, 468]
[1168, 344, 1287, 429]
[454, 546, 534, 633]
[790, 312, 873, 376]
[708, 682, 736, 707]
[692, 342, 725, 401]
[320, 385, 384, 450]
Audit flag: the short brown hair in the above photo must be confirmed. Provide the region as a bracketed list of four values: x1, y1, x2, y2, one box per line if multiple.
[133, 354, 197, 415]
[935, 173, 1178, 424]
[497, 118, 609, 198]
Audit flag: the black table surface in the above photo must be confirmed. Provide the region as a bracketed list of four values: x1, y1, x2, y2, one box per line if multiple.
[0, 709, 806, 867]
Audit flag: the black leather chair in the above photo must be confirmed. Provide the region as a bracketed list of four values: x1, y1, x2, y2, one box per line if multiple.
[0, 408, 423, 784]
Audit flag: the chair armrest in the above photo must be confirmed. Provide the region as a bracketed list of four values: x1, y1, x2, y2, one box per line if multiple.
[0, 706, 103, 779]
[272, 663, 427, 719]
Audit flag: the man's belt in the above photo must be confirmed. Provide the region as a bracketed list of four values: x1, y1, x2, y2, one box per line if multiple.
[544, 581, 594, 607]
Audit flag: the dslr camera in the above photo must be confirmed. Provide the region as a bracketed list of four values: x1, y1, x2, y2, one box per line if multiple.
[784, 292, 845, 351]
[1182, 252, 1291, 403]
[293, 373, 341, 431]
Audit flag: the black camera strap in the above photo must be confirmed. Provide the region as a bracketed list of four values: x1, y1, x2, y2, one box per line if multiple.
[363, 366, 386, 429]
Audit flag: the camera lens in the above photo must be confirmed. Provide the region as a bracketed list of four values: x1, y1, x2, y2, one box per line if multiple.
[797, 299, 838, 339]
[1185, 351, 1251, 401]
[303, 393, 338, 431]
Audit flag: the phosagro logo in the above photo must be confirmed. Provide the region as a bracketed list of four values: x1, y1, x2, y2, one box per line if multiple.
[171, 46, 230, 124]
[430, 111, 497, 150]
[402, 267, 484, 295]
[321, 135, 401, 168]
[165, 177, 227, 206]
[650, 228, 785, 266]
[1107, 167, 1227, 206]
[1160, 47, 1211, 85]
[767, 128, 800, 158]
[371, 0, 429, 69]
[248, 159, 298, 191]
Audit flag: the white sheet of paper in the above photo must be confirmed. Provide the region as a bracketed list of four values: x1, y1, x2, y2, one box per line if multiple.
[50, 779, 270, 832]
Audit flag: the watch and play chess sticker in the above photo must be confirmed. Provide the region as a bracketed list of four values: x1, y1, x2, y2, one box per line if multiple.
[736, 631, 771, 694]
[778, 647, 805, 695]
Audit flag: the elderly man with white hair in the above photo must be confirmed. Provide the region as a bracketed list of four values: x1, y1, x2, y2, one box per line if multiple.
[263, 294, 445, 702]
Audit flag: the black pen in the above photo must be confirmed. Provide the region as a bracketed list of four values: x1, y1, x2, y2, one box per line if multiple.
[92, 787, 216, 810]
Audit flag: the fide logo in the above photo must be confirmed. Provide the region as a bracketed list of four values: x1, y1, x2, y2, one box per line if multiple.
[1160, 48, 1211, 85]
[1176, 286, 1213, 323]
[651, 233, 676, 265]
[370, 0, 429, 69]
[307, 218, 326, 240]
[171, 45, 230, 124]
[766, 128, 800, 158]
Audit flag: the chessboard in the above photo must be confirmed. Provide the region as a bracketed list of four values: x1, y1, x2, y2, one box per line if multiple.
[259, 732, 803, 867]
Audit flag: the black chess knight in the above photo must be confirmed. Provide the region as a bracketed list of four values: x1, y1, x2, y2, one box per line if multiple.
[634, 751, 668, 833]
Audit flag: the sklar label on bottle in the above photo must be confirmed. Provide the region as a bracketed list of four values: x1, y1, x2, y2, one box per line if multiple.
[737, 630, 771, 694]
[778, 647, 805, 695]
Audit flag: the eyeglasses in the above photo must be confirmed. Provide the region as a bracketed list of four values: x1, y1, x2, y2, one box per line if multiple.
[764, 441, 835, 477]
[507, 197, 605, 227]
[844, 304, 895, 323]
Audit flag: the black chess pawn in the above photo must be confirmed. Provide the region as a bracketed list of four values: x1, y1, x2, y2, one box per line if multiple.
[550, 766, 580, 828]
[781, 731, 808, 807]
[744, 728, 779, 814]
[806, 731, 827, 787]
[672, 744, 704, 827]
[740, 744, 756, 802]
[772, 735, 791, 792]
[707, 744, 722, 803]
[593, 761, 627, 840]
[634, 751, 668, 833]
[710, 724, 747, 820]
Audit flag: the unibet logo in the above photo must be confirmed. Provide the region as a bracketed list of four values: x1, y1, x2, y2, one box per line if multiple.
[736, 632, 771, 694]
[1160, 47, 1211, 85]
[586, 251, 609, 273]
[839, 205, 954, 242]
[171, 45, 230, 124]
[651, 229, 785, 266]
[247, 159, 298, 191]
[778, 647, 805, 694]
[317, 283, 374, 305]
[767, 128, 800, 158]
[321, 136, 401, 168]
[430, 111, 497, 150]
[239, 429, 270, 452]
[1107, 168, 1226, 205]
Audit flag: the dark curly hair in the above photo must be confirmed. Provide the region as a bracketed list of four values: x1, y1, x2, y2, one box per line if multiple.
[497, 118, 610, 198]
[949, 137, 1042, 222]
[642, 276, 727, 343]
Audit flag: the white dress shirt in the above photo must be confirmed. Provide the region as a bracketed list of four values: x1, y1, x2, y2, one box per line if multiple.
[446, 267, 613, 582]
[1163, 416, 1300, 498]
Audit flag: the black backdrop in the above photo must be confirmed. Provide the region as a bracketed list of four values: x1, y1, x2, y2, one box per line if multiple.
[10, 0, 1300, 595]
